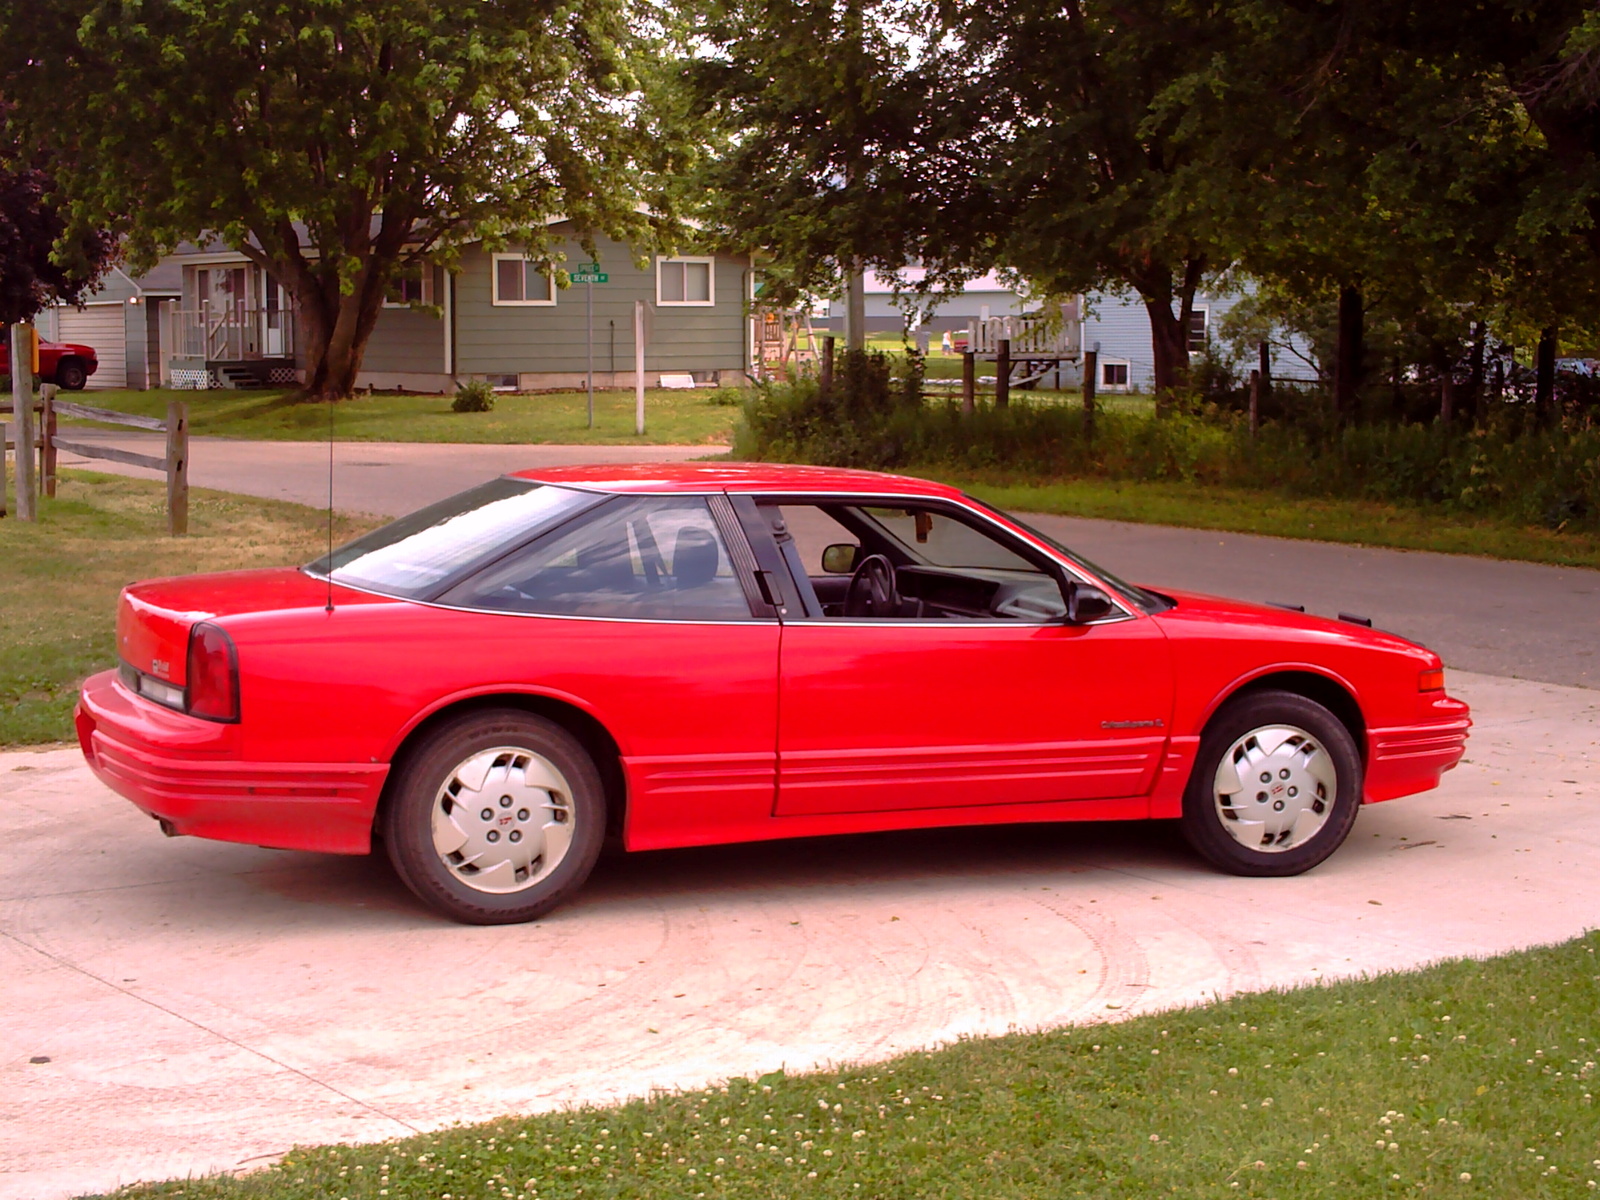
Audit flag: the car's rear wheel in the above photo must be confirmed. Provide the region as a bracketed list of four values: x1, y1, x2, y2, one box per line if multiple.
[383, 710, 606, 924]
[1180, 689, 1362, 876]
[54, 358, 88, 391]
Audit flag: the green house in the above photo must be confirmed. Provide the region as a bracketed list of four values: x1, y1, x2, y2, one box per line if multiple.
[61, 224, 758, 392]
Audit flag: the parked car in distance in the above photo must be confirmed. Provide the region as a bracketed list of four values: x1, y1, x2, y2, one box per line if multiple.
[78, 463, 1471, 924]
[0, 333, 100, 390]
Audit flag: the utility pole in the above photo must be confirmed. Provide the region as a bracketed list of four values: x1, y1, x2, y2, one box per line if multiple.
[843, 263, 866, 353]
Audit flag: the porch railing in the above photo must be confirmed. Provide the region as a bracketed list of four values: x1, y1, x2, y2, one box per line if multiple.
[966, 315, 1080, 360]
[172, 306, 296, 361]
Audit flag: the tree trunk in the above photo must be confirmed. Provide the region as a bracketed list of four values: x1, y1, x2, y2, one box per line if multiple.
[1131, 255, 1203, 417]
[1535, 326, 1557, 425]
[1466, 321, 1486, 424]
[1333, 284, 1364, 424]
[296, 277, 389, 402]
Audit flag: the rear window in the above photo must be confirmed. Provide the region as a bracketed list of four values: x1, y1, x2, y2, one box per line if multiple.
[306, 478, 603, 600]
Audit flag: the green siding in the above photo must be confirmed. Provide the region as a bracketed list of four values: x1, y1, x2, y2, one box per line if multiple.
[452, 233, 750, 377]
[365, 306, 447, 376]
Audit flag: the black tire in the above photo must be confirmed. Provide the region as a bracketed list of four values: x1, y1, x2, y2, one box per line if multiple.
[1180, 689, 1363, 877]
[54, 358, 88, 391]
[382, 709, 607, 924]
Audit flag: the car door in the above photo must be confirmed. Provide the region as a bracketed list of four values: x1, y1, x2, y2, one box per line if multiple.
[737, 496, 1175, 817]
[433, 491, 781, 848]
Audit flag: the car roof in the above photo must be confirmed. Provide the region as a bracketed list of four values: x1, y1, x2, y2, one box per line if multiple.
[507, 462, 967, 499]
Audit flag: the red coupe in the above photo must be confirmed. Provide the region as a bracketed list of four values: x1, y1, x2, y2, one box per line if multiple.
[77, 464, 1470, 924]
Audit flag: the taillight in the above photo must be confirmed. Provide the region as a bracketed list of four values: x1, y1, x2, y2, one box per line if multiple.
[186, 621, 240, 722]
[1418, 668, 1445, 692]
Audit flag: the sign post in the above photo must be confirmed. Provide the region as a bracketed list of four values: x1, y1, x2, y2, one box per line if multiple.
[570, 264, 609, 429]
[634, 300, 646, 436]
[9, 322, 36, 521]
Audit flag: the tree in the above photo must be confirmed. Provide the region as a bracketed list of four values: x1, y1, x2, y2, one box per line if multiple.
[0, 0, 686, 400]
[0, 114, 115, 325]
[690, 0, 961, 326]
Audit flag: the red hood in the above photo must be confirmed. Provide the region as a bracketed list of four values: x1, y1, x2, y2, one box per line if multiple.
[47, 340, 98, 358]
[118, 568, 384, 685]
[1148, 586, 1436, 657]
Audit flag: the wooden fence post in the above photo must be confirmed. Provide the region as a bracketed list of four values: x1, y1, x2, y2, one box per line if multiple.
[166, 399, 188, 535]
[40, 384, 57, 497]
[1248, 369, 1261, 438]
[1082, 349, 1097, 438]
[1, 418, 8, 518]
[10, 323, 35, 520]
[819, 335, 835, 400]
[961, 351, 975, 414]
[995, 338, 1010, 409]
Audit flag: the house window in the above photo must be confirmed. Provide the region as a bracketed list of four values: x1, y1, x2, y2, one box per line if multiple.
[1187, 308, 1209, 353]
[384, 268, 431, 308]
[1101, 361, 1130, 387]
[492, 255, 555, 306]
[657, 257, 714, 306]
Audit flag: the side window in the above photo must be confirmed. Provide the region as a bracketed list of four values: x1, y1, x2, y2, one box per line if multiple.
[439, 496, 755, 621]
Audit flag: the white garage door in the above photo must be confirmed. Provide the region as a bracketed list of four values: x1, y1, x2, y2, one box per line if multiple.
[57, 303, 127, 389]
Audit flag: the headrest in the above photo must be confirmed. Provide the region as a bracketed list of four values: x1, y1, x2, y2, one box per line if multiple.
[673, 527, 720, 588]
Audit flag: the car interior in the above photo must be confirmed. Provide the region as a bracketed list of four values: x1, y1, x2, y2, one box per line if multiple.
[756, 501, 1078, 622]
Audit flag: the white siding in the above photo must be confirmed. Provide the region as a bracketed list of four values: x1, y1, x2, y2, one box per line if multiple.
[57, 303, 127, 389]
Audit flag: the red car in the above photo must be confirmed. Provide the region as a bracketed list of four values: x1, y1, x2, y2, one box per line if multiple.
[0, 333, 99, 390]
[77, 464, 1470, 924]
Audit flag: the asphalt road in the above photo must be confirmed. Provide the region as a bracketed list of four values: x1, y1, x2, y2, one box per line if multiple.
[55, 430, 1600, 688]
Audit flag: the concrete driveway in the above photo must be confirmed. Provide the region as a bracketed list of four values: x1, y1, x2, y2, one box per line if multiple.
[4, 672, 1598, 1199]
[8, 430, 1596, 1199]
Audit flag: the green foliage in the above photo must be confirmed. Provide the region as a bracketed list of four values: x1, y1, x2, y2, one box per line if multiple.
[738, 387, 1600, 533]
[451, 380, 497, 413]
[0, 0, 688, 399]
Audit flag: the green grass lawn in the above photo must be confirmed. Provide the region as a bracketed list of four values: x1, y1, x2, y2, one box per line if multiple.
[87, 931, 1600, 1199]
[0, 471, 380, 747]
[949, 474, 1600, 571]
[61, 386, 741, 445]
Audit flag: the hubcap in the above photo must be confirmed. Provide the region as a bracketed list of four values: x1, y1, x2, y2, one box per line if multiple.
[1212, 723, 1337, 852]
[430, 747, 574, 893]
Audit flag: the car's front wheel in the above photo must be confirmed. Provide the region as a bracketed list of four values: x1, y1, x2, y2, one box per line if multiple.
[1180, 689, 1362, 876]
[54, 358, 88, 390]
[383, 709, 606, 924]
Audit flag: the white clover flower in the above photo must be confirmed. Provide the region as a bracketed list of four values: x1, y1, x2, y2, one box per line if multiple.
[1228, 1068, 1239, 1077]
[1149, 1135, 1160, 1143]
[1297, 1162, 1308, 1170]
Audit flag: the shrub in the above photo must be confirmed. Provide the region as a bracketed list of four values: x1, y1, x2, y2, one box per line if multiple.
[735, 373, 1600, 533]
[452, 379, 496, 413]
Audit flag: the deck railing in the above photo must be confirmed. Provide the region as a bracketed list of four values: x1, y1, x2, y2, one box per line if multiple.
[172, 306, 296, 361]
[966, 315, 1080, 360]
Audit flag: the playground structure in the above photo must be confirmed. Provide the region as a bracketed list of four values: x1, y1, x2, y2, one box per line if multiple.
[751, 307, 822, 382]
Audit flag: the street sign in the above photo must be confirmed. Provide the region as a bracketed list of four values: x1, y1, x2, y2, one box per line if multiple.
[571, 264, 608, 284]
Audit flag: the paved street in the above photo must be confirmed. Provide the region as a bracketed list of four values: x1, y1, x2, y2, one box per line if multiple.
[3, 671, 1595, 1200]
[54, 430, 1600, 687]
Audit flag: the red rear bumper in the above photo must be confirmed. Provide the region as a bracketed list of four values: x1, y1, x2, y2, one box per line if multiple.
[76, 669, 387, 854]
[1364, 693, 1471, 803]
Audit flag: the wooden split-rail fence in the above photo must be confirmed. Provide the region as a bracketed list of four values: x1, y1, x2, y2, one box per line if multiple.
[3, 387, 189, 533]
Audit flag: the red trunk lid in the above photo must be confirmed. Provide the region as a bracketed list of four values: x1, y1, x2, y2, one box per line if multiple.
[117, 568, 381, 685]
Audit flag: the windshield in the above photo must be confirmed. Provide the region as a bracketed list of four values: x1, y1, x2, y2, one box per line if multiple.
[306, 479, 603, 600]
[965, 498, 1174, 614]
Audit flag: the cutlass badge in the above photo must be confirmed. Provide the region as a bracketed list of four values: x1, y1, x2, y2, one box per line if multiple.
[1102, 719, 1164, 729]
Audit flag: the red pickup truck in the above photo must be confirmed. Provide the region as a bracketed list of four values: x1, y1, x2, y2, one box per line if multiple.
[0, 334, 100, 391]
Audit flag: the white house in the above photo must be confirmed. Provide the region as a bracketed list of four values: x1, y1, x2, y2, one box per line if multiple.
[823, 270, 1310, 393]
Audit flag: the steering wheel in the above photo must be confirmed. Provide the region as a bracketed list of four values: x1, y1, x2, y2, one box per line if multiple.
[844, 554, 900, 618]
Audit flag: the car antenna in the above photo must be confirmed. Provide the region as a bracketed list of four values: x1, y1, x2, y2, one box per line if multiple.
[325, 391, 335, 613]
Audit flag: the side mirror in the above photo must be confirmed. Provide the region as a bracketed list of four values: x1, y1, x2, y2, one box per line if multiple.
[1066, 581, 1114, 624]
[820, 543, 859, 574]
